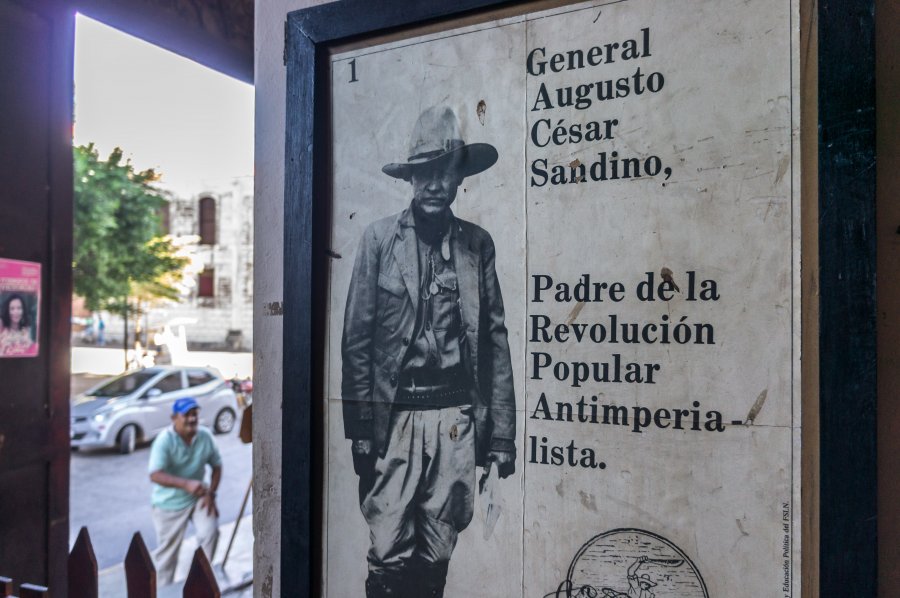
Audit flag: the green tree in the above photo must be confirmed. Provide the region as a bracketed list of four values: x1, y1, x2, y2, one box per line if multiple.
[73, 144, 190, 367]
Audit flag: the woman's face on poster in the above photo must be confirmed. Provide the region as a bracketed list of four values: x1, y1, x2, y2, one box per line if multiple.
[8, 298, 23, 328]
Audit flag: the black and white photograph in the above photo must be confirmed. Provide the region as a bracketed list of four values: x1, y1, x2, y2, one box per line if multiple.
[324, 17, 527, 598]
[316, 1, 800, 596]
[340, 104, 517, 597]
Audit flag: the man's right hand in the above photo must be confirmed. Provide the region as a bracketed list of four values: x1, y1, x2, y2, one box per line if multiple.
[184, 479, 206, 497]
[351, 439, 376, 479]
[200, 493, 219, 517]
[352, 439, 373, 456]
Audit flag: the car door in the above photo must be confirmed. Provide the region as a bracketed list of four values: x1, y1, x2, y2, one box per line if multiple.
[142, 370, 188, 436]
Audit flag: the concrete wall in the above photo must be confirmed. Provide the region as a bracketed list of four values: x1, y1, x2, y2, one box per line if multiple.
[253, 1, 330, 596]
[164, 178, 255, 348]
[253, 1, 898, 596]
[95, 177, 254, 350]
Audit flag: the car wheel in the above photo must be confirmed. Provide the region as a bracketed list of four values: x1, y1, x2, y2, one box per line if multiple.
[118, 424, 137, 454]
[214, 408, 236, 434]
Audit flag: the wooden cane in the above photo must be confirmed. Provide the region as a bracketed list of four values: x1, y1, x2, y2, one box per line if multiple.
[221, 478, 252, 569]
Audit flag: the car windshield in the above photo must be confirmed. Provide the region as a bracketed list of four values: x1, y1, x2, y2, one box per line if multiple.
[87, 371, 158, 397]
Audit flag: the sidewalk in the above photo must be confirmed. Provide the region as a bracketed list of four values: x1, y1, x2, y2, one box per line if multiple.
[71, 346, 252, 378]
[98, 515, 253, 597]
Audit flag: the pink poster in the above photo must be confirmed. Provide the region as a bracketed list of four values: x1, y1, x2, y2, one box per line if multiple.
[0, 258, 40, 358]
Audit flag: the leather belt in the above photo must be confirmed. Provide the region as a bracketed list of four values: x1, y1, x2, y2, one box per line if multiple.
[395, 382, 468, 410]
[400, 366, 464, 388]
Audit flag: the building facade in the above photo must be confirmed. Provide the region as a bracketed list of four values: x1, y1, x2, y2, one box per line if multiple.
[159, 176, 254, 350]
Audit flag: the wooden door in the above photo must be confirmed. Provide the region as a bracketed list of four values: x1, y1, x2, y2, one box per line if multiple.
[0, 0, 73, 590]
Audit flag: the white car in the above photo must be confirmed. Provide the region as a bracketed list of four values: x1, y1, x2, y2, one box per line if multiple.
[70, 366, 240, 454]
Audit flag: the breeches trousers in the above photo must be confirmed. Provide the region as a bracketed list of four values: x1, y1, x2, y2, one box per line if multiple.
[360, 405, 476, 570]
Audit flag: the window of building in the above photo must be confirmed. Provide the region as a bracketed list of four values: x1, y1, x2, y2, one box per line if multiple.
[198, 267, 215, 298]
[199, 196, 216, 244]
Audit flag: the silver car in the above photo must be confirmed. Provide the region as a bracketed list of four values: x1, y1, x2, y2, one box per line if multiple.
[70, 366, 240, 454]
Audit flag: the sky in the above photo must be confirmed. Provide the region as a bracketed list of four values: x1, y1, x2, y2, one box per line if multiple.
[73, 14, 254, 198]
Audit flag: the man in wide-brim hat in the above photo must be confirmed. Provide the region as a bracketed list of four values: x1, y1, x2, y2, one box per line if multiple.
[342, 105, 516, 598]
[627, 557, 658, 598]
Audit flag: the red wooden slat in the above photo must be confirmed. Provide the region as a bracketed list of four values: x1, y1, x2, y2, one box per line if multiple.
[182, 548, 220, 598]
[68, 526, 98, 598]
[125, 531, 156, 598]
[18, 583, 48, 598]
[0, 576, 13, 597]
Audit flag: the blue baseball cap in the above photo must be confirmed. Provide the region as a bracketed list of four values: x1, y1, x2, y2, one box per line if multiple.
[172, 397, 199, 415]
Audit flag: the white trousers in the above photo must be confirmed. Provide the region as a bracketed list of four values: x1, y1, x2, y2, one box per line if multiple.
[151, 502, 219, 585]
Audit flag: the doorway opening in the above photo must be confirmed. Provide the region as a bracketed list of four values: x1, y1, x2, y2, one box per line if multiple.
[69, 13, 254, 594]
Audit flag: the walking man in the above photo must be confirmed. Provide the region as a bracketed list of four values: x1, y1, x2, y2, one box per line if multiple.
[342, 105, 517, 597]
[148, 397, 222, 585]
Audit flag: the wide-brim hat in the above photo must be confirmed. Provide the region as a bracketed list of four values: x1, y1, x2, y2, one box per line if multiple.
[638, 574, 657, 588]
[382, 105, 498, 181]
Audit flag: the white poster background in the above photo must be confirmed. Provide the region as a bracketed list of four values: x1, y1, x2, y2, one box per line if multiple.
[321, 1, 800, 596]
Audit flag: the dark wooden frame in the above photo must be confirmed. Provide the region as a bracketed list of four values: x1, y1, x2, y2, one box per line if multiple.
[817, 0, 877, 595]
[0, 0, 73, 591]
[282, 0, 877, 595]
[0, 0, 73, 590]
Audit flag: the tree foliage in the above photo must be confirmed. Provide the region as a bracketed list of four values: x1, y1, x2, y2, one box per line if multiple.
[73, 144, 190, 349]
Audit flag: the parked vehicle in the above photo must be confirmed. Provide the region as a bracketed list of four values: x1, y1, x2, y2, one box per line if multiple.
[70, 366, 240, 454]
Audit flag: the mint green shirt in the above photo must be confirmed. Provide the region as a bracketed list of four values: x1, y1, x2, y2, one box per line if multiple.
[149, 425, 222, 511]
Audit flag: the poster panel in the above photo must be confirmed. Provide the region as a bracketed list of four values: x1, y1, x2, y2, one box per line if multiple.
[0, 258, 41, 358]
[320, 1, 800, 595]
